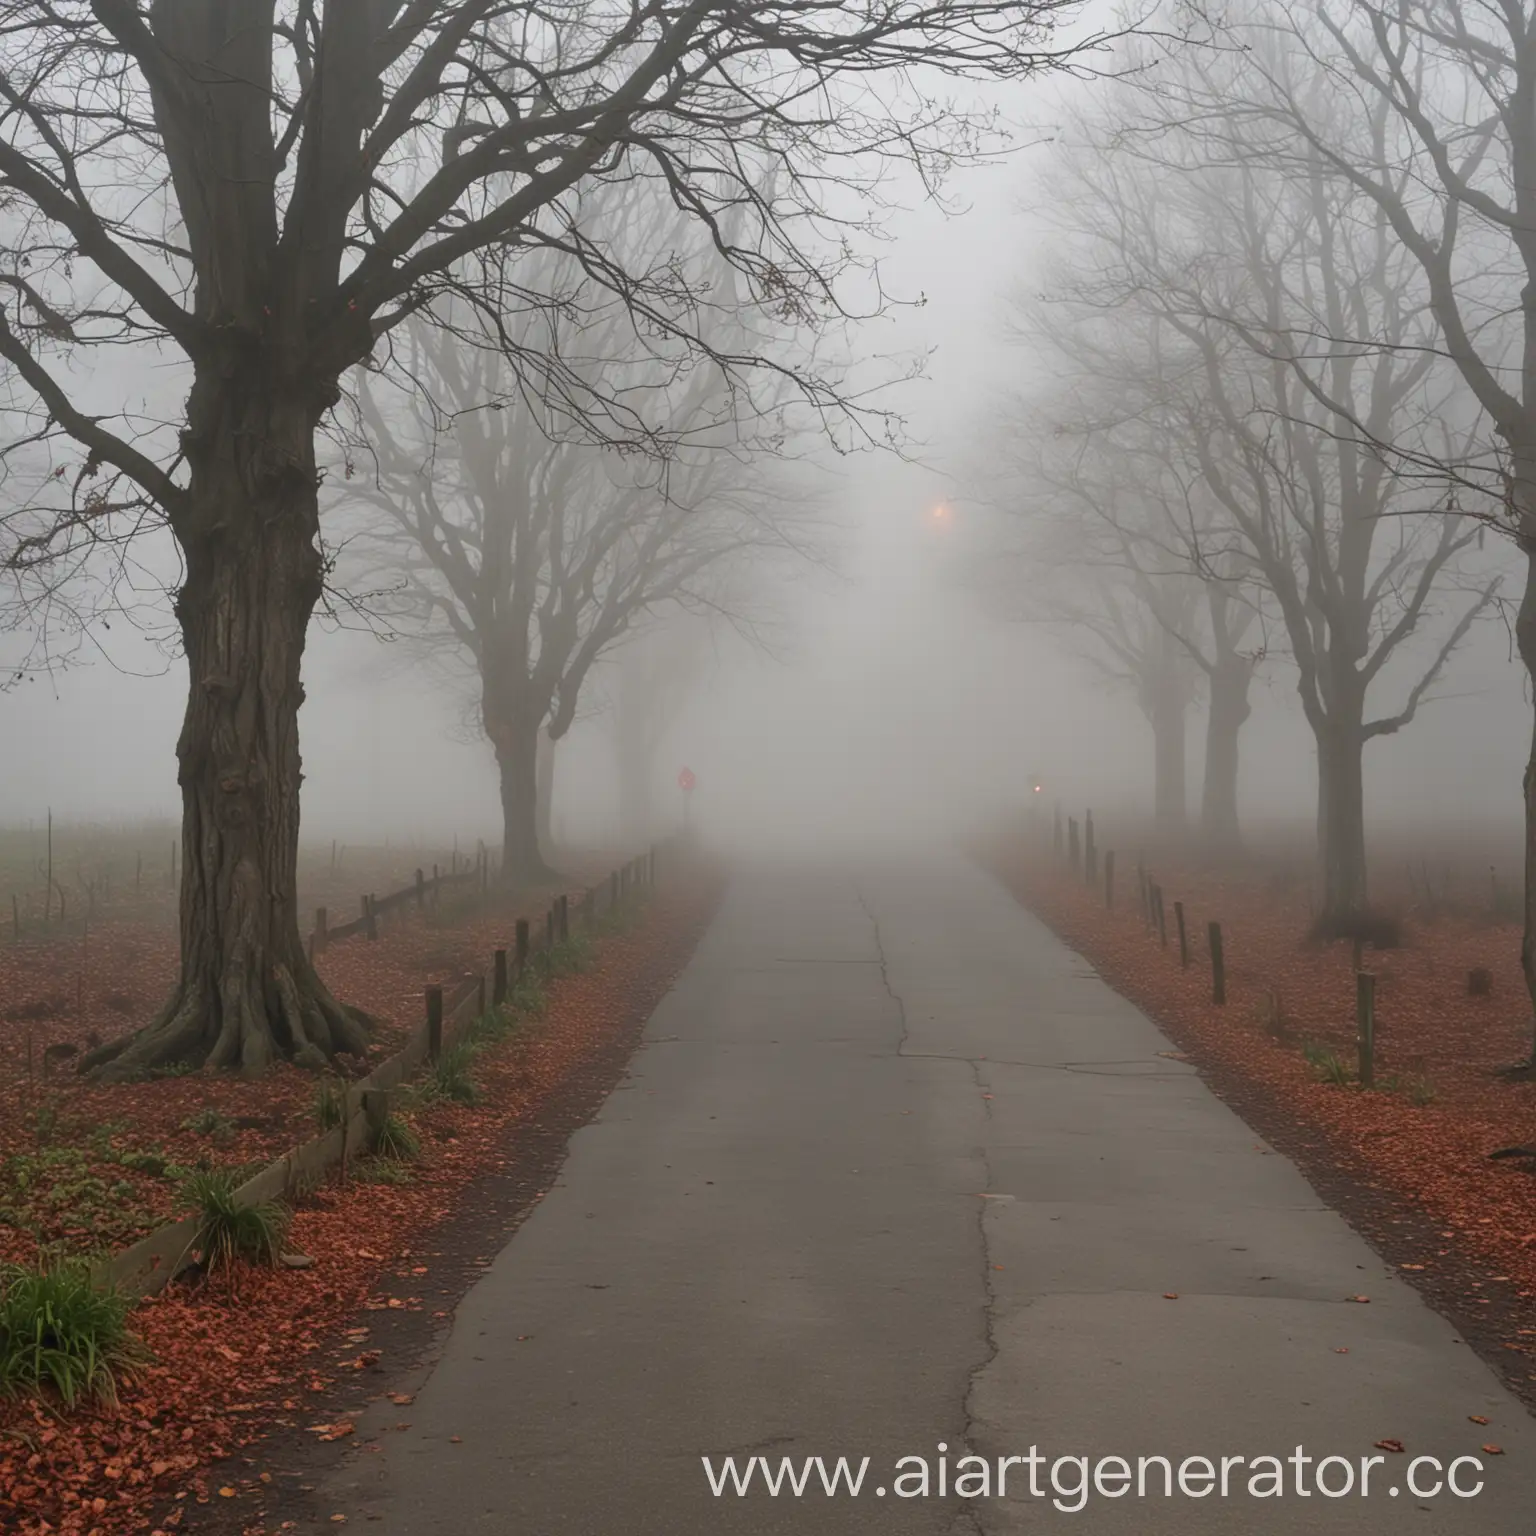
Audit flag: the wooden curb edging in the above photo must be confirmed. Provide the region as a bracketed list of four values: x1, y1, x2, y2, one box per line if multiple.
[94, 836, 687, 1299]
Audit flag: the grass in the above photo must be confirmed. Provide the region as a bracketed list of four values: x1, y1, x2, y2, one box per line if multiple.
[313, 1078, 348, 1131]
[356, 1157, 415, 1186]
[372, 1113, 420, 1163]
[1381, 1071, 1437, 1106]
[0, 1259, 149, 1408]
[543, 933, 595, 977]
[1302, 1040, 1355, 1087]
[181, 1168, 290, 1272]
[421, 1042, 480, 1105]
[180, 1108, 236, 1146]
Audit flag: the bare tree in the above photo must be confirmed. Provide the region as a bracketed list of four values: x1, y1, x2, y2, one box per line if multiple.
[981, 421, 1205, 832]
[1218, 0, 1536, 1034]
[0, 2, 1108, 1078]
[1039, 45, 1497, 923]
[342, 210, 817, 881]
[993, 309, 1266, 851]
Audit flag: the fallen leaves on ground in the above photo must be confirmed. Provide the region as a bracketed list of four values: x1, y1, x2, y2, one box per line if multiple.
[0, 862, 725, 1536]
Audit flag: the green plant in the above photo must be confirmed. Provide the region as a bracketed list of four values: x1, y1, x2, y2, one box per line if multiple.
[373, 1114, 420, 1163]
[1382, 1071, 1436, 1106]
[545, 935, 594, 977]
[147, 1060, 196, 1079]
[506, 971, 546, 1019]
[1302, 1042, 1354, 1088]
[181, 1169, 290, 1272]
[313, 1079, 347, 1131]
[423, 1043, 479, 1105]
[180, 1108, 237, 1146]
[28, 1100, 61, 1147]
[0, 1260, 149, 1408]
[466, 1007, 514, 1047]
[356, 1157, 415, 1186]
[114, 1148, 177, 1178]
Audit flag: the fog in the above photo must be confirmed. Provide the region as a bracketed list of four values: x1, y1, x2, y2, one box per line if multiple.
[2, 2, 1532, 874]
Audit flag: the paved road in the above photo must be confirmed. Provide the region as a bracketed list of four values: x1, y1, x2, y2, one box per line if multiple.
[322, 855, 1534, 1533]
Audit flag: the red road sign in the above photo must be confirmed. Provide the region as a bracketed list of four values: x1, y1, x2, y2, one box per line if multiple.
[677, 766, 697, 792]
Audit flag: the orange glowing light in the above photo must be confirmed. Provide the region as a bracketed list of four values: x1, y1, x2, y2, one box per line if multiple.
[931, 503, 952, 524]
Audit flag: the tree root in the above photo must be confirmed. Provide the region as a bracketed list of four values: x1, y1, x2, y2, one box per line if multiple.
[78, 960, 373, 1083]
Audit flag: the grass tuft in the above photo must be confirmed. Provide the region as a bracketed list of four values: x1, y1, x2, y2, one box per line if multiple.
[313, 1078, 348, 1131]
[1302, 1040, 1355, 1087]
[373, 1113, 420, 1163]
[0, 1260, 149, 1408]
[423, 1043, 480, 1105]
[181, 1169, 290, 1272]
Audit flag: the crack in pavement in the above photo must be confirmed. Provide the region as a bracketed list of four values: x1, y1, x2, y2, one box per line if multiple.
[855, 879, 1004, 1535]
[855, 879, 909, 1056]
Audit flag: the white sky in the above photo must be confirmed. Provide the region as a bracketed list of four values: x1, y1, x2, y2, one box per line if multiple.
[1, 14, 1529, 857]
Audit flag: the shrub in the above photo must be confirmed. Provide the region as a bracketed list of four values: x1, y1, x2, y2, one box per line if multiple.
[0, 1260, 148, 1408]
[182, 1169, 290, 1272]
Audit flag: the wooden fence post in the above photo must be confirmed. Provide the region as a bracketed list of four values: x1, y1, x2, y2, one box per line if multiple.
[1104, 850, 1114, 909]
[1084, 810, 1096, 884]
[1174, 901, 1188, 968]
[415, 868, 425, 910]
[1067, 817, 1080, 874]
[1208, 922, 1226, 1004]
[515, 918, 529, 973]
[1356, 971, 1376, 1089]
[493, 948, 508, 1006]
[426, 986, 443, 1062]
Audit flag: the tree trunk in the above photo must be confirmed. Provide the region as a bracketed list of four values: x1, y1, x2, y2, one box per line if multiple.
[1315, 714, 1368, 923]
[1516, 537, 1536, 1060]
[82, 384, 369, 1081]
[497, 713, 558, 884]
[535, 726, 556, 863]
[1150, 685, 1188, 835]
[1200, 659, 1251, 854]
